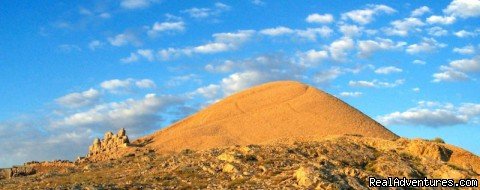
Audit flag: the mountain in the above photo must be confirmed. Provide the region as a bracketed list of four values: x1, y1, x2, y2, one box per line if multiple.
[137, 81, 398, 153]
[1, 81, 479, 189]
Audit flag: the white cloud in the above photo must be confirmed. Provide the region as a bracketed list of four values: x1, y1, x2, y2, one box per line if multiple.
[88, 40, 103, 50]
[294, 27, 333, 41]
[432, 66, 469, 82]
[220, 71, 267, 95]
[426, 15, 456, 25]
[406, 38, 446, 54]
[197, 55, 301, 98]
[339, 24, 363, 37]
[413, 59, 426, 65]
[108, 33, 139, 47]
[297, 49, 329, 67]
[341, 4, 396, 25]
[313, 67, 343, 84]
[183, 3, 230, 19]
[56, 89, 100, 108]
[120, 53, 139, 63]
[411, 6, 431, 17]
[329, 37, 354, 61]
[412, 87, 421, 92]
[306, 13, 334, 24]
[349, 79, 405, 88]
[135, 79, 156, 88]
[120, 0, 157, 9]
[384, 17, 425, 36]
[378, 101, 480, 127]
[192, 84, 221, 99]
[339, 91, 362, 97]
[454, 30, 477, 38]
[193, 42, 230, 53]
[148, 30, 255, 61]
[166, 74, 201, 87]
[444, 0, 480, 18]
[147, 21, 185, 37]
[100, 78, 156, 93]
[357, 38, 406, 57]
[374, 66, 403, 74]
[260, 26, 294, 36]
[449, 57, 480, 72]
[427, 26, 448, 36]
[260, 26, 332, 41]
[136, 49, 155, 61]
[205, 60, 236, 73]
[57, 94, 184, 134]
[192, 30, 255, 53]
[453, 45, 476, 55]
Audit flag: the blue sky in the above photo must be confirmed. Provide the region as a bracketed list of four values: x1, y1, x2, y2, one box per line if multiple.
[1, 0, 479, 167]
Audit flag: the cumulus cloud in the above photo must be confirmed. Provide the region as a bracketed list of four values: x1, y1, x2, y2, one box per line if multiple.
[192, 84, 221, 99]
[56, 93, 184, 134]
[449, 57, 480, 73]
[312, 67, 343, 84]
[444, 0, 480, 18]
[339, 91, 362, 97]
[293, 27, 333, 41]
[349, 79, 405, 88]
[426, 15, 456, 25]
[56, 89, 100, 108]
[108, 32, 140, 47]
[260, 26, 294, 36]
[194, 55, 302, 99]
[147, 21, 185, 37]
[100, 78, 156, 93]
[183, 3, 230, 19]
[427, 26, 448, 37]
[260, 26, 333, 41]
[357, 38, 406, 57]
[453, 45, 476, 55]
[432, 66, 469, 82]
[297, 49, 329, 66]
[377, 101, 480, 127]
[338, 24, 363, 37]
[341, 4, 396, 25]
[454, 30, 477, 38]
[329, 37, 355, 61]
[406, 38, 446, 54]
[384, 17, 425, 36]
[413, 59, 427, 65]
[135, 30, 255, 62]
[306, 13, 334, 24]
[205, 60, 236, 73]
[411, 6, 431, 17]
[374, 66, 403, 74]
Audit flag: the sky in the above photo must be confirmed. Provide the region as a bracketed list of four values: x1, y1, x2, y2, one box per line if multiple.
[0, 0, 479, 167]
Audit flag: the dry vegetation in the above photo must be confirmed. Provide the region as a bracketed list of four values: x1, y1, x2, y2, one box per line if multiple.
[1, 135, 479, 189]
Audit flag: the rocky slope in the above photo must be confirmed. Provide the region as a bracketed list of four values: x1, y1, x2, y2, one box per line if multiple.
[1, 135, 479, 189]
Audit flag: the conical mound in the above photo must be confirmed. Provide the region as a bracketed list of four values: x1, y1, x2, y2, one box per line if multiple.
[138, 81, 398, 152]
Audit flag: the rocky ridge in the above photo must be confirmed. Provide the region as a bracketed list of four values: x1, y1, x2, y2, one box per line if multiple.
[1, 135, 478, 189]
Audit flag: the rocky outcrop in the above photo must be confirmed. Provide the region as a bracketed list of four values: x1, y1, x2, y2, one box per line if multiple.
[24, 160, 74, 167]
[1, 166, 36, 179]
[86, 128, 130, 159]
